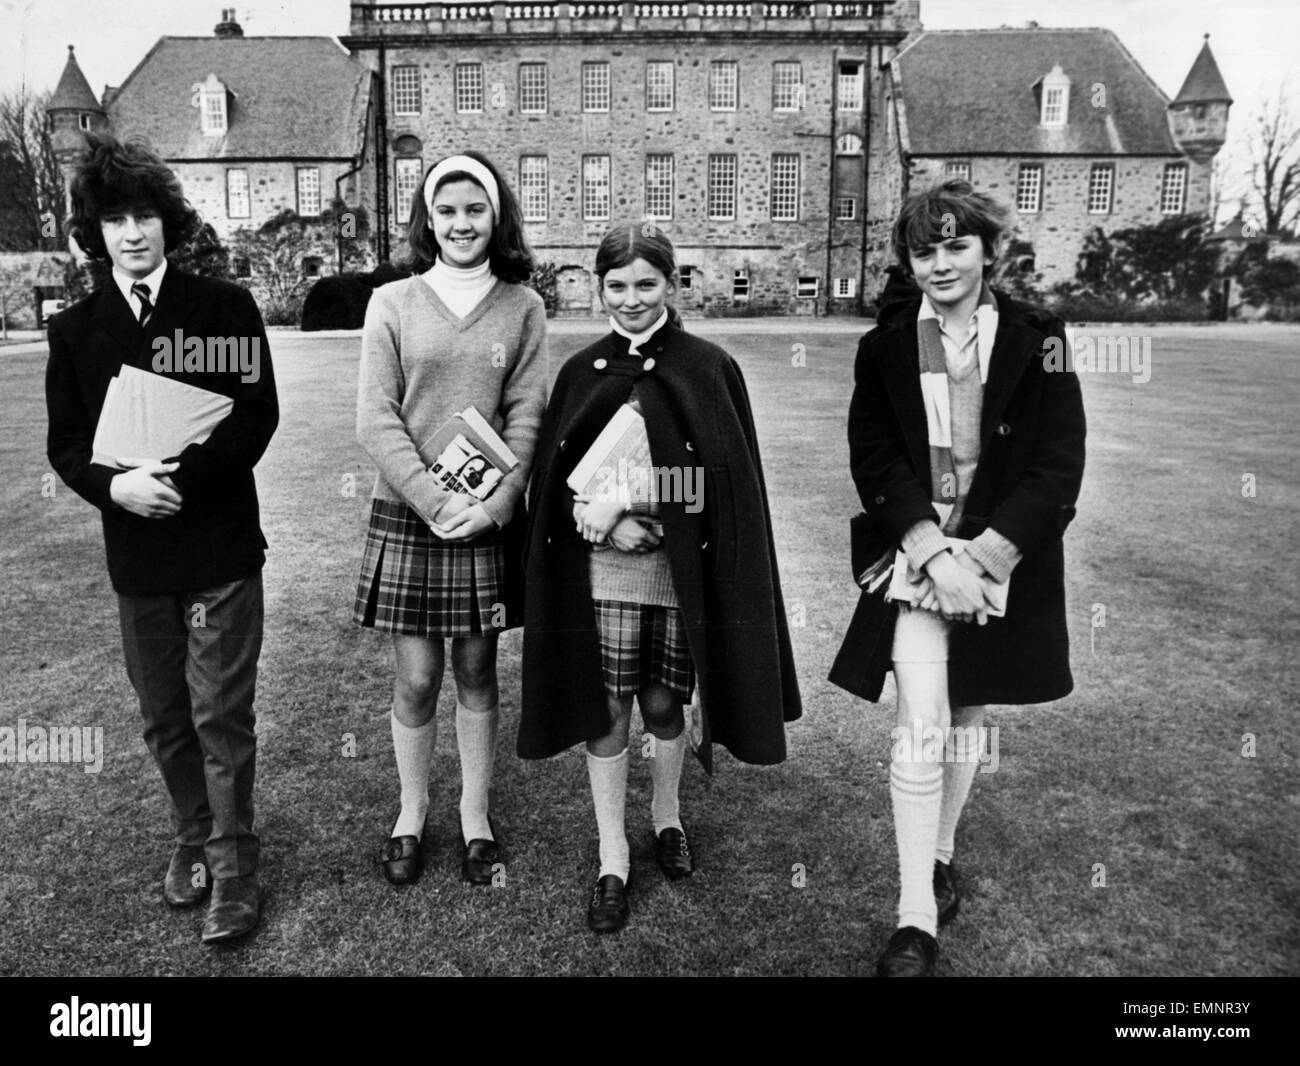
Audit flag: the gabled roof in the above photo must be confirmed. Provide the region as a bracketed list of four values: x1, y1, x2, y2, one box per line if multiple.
[1172, 39, 1232, 105]
[49, 46, 103, 113]
[891, 28, 1181, 156]
[108, 36, 370, 161]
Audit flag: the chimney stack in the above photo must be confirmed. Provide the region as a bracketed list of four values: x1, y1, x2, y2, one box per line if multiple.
[214, 8, 244, 38]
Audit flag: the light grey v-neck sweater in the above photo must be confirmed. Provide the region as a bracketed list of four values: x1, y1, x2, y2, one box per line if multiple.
[356, 275, 548, 527]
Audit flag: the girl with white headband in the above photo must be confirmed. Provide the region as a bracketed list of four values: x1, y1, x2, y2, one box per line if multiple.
[353, 151, 547, 887]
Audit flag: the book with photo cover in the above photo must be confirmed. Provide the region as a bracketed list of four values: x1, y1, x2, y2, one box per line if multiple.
[419, 406, 519, 502]
[566, 403, 658, 510]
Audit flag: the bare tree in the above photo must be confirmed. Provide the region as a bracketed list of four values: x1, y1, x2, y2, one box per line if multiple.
[0, 264, 34, 339]
[1246, 84, 1300, 235]
[0, 88, 65, 252]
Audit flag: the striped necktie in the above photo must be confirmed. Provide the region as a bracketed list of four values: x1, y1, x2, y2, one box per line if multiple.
[131, 282, 153, 329]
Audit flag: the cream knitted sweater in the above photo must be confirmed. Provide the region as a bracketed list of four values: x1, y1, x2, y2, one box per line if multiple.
[356, 275, 548, 527]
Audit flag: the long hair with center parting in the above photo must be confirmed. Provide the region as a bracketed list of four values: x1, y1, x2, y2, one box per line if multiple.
[593, 221, 682, 327]
[406, 150, 534, 283]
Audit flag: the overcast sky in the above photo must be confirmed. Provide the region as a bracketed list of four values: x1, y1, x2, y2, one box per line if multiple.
[3, 0, 1295, 190]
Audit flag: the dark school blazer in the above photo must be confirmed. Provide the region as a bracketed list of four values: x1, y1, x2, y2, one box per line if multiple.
[46, 266, 279, 596]
[518, 319, 802, 771]
[829, 292, 1086, 706]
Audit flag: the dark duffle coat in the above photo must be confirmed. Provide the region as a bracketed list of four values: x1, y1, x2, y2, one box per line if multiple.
[829, 292, 1086, 706]
[518, 319, 802, 771]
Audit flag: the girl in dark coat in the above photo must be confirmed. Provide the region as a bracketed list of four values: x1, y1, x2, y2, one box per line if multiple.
[829, 181, 1086, 975]
[520, 223, 801, 933]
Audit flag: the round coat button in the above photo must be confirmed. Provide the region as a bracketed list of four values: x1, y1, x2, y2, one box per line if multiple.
[875, 495, 885, 505]
[643, 357, 656, 371]
[685, 441, 694, 452]
[558, 439, 566, 450]
[997, 422, 1011, 436]
[594, 358, 607, 370]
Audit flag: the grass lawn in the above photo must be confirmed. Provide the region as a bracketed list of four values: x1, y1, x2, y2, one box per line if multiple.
[0, 320, 1296, 976]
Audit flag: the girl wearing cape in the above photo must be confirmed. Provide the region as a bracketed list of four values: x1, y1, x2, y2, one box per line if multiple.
[519, 223, 801, 933]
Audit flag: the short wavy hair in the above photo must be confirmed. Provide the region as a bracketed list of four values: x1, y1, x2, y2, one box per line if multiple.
[891, 179, 1013, 278]
[406, 150, 534, 283]
[67, 131, 199, 260]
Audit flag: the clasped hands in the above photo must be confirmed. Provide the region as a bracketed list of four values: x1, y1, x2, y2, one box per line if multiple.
[912, 550, 999, 627]
[572, 496, 661, 553]
[431, 493, 496, 541]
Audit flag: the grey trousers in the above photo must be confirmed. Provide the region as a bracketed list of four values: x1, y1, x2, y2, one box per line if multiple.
[117, 573, 263, 879]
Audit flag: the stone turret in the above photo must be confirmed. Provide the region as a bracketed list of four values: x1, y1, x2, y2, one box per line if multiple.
[1168, 35, 1232, 165]
[45, 46, 108, 213]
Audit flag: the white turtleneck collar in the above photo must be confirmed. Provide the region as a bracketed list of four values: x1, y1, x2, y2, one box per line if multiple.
[423, 255, 496, 317]
[609, 308, 669, 356]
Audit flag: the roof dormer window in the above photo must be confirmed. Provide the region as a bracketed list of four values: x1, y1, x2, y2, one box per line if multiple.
[1040, 64, 1070, 127]
[195, 73, 228, 136]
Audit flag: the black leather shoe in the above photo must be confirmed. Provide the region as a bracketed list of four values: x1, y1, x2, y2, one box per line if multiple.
[380, 835, 423, 885]
[163, 844, 210, 908]
[876, 926, 938, 977]
[460, 818, 501, 886]
[587, 874, 630, 934]
[934, 860, 960, 927]
[655, 827, 694, 880]
[200, 874, 262, 945]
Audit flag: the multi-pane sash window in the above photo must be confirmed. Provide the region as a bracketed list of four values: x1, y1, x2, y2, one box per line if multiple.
[944, 161, 971, 181]
[834, 277, 857, 298]
[519, 63, 547, 114]
[773, 61, 803, 111]
[838, 62, 863, 111]
[519, 156, 548, 221]
[1016, 163, 1043, 213]
[226, 168, 250, 219]
[583, 155, 611, 221]
[707, 154, 737, 220]
[582, 62, 610, 112]
[835, 196, 856, 220]
[455, 63, 483, 113]
[770, 153, 799, 221]
[392, 65, 421, 115]
[645, 154, 674, 220]
[646, 61, 674, 111]
[1161, 163, 1187, 214]
[296, 167, 321, 217]
[709, 60, 738, 111]
[395, 157, 422, 222]
[1088, 164, 1113, 214]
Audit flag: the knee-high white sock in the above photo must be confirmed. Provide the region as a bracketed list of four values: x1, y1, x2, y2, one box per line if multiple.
[649, 731, 686, 835]
[890, 760, 944, 936]
[391, 711, 436, 839]
[936, 707, 986, 865]
[457, 701, 498, 843]
[586, 748, 630, 882]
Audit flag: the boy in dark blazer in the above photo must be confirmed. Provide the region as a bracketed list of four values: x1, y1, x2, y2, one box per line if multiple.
[45, 132, 278, 944]
[830, 180, 1085, 975]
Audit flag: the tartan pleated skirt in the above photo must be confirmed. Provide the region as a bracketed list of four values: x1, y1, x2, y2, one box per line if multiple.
[592, 599, 696, 701]
[352, 498, 523, 637]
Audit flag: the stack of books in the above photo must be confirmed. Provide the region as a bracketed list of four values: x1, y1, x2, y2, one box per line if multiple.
[91, 366, 233, 468]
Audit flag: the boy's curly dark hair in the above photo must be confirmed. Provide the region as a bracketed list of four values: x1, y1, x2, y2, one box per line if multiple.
[67, 131, 199, 259]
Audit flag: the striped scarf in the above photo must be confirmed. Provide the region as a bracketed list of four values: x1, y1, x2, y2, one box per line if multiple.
[917, 284, 997, 534]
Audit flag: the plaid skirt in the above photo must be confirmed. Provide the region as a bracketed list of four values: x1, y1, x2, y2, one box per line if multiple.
[592, 599, 696, 701]
[353, 498, 523, 637]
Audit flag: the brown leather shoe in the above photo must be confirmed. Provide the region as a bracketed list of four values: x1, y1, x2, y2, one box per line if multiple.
[934, 860, 960, 927]
[200, 874, 262, 945]
[164, 844, 210, 908]
[875, 926, 938, 977]
[655, 827, 694, 880]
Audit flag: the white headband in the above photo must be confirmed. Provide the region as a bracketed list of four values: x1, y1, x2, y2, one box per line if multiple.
[423, 155, 501, 218]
